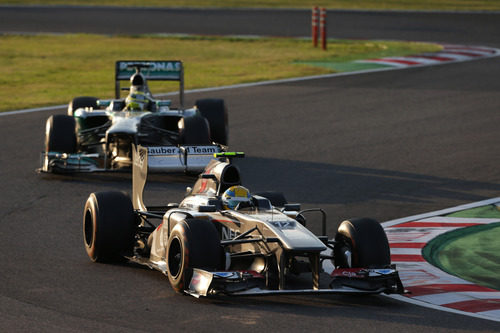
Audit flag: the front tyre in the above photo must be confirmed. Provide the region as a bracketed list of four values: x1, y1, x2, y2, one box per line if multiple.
[334, 218, 390, 268]
[195, 98, 229, 145]
[166, 219, 223, 293]
[45, 114, 77, 153]
[179, 115, 211, 145]
[83, 191, 136, 263]
[68, 96, 98, 116]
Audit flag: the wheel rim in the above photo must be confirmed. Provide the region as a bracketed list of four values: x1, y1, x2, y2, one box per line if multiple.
[168, 237, 183, 278]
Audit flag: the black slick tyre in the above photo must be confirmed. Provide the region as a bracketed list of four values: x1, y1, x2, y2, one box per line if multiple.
[68, 96, 98, 116]
[334, 218, 391, 268]
[83, 191, 136, 263]
[166, 219, 222, 293]
[179, 115, 211, 145]
[45, 114, 77, 153]
[195, 98, 229, 145]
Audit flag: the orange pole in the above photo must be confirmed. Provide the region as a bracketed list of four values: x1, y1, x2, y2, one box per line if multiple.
[312, 7, 319, 47]
[320, 8, 327, 50]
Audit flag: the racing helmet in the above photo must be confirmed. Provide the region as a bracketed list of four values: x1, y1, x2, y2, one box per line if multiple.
[222, 186, 251, 210]
[125, 91, 149, 111]
[130, 72, 147, 91]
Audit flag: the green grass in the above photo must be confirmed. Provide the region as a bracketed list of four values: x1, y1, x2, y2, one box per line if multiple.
[423, 223, 500, 291]
[2, 0, 500, 11]
[0, 34, 440, 112]
[447, 204, 500, 219]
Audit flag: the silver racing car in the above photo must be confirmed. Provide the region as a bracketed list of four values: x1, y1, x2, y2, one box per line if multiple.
[82, 146, 406, 297]
[41, 60, 228, 173]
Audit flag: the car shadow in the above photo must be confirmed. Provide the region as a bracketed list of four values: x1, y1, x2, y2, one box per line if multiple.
[193, 292, 474, 331]
[38, 155, 500, 221]
[234, 156, 500, 206]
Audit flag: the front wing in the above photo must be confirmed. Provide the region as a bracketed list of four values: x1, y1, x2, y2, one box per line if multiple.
[39, 144, 223, 173]
[187, 267, 406, 298]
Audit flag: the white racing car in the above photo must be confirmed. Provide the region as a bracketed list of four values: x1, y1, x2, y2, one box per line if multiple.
[41, 60, 228, 173]
[82, 147, 406, 297]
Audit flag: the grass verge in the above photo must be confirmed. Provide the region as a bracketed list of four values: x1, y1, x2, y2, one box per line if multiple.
[3, 1, 500, 11]
[0, 33, 441, 112]
[423, 223, 500, 291]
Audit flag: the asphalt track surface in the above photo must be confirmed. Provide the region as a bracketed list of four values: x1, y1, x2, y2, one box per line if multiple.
[1, 6, 500, 332]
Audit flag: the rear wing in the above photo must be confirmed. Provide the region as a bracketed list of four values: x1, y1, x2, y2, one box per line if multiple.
[115, 60, 184, 107]
[132, 144, 225, 211]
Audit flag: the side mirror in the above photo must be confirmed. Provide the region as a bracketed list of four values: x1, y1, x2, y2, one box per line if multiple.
[198, 205, 216, 212]
[97, 99, 110, 107]
[156, 100, 172, 108]
[283, 203, 301, 211]
[185, 187, 192, 197]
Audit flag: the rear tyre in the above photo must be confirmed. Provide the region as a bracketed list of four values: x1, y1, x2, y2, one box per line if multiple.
[83, 191, 136, 263]
[166, 219, 223, 293]
[179, 115, 211, 145]
[195, 98, 229, 145]
[254, 191, 288, 208]
[45, 114, 77, 153]
[334, 218, 391, 268]
[68, 96, 98, 116]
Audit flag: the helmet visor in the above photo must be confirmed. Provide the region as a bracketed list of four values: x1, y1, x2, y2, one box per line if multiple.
[225, 198, 250, 210]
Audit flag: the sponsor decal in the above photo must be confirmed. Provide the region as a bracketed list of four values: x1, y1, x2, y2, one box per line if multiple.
[371, 269, 394, 275]
[116, 61, 182, 80]
[199, 179, 208, 193]
[188, 146, 219, 154]
[119, 61, 181, 73]
[331, 268, 365, 278]
[189, 269, 214, 296]
[239, 270, 265, 278]
[148, 146, 180, 155]
[148, 146, 218, 156]
[342, 271, 361, 278]
[212, 271, 264, 279]
[213, 272, 240, 279]
[332, 268, 396, 278]
[221, 226, 241, 240]
[269, 221, 296, 230]
[190, 275, 201, 287]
